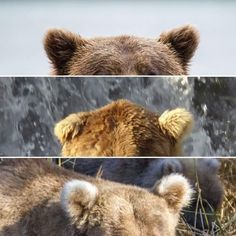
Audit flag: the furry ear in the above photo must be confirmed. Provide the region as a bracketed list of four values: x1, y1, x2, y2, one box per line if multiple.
[61, 180, 98, 226]
[158, 159, 183, 176]
[199, 158, 221, 174]
[158, 25, 199, 67]
[159, 108, 193, 142]
[152, 174, 193, 212]
[54, 113, 89, 144]
[44, 29, 88, 74]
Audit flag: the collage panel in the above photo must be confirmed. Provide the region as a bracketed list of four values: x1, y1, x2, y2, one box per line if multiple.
[1, 1, 236, 76]
[1, 1, 236, 236]
[0, 76, 235, 235]
[0, 76, 235, 156]
[0, 158, 235, 236]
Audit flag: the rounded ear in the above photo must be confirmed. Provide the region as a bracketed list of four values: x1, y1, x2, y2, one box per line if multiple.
[44, 28, 88, 74]
[199, 158, 221, 174]
[158, 159, 183, 176]
[158, 108, 194, 142]
[61, 180, 98, 227]
[151, 174, 193, 212]
[54, 113, 89, 144]
[158, 25, 199, 68]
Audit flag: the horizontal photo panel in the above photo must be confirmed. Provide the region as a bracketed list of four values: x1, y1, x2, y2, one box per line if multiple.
[0, 158, 235, 235]
[0, 76, 235, 156]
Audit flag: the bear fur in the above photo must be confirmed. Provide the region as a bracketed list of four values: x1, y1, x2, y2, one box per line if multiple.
[64, 158, 224, 231]
[54, 99, 193, 156]
[0, 159, 193, 236]
[44, 25, 199, 75]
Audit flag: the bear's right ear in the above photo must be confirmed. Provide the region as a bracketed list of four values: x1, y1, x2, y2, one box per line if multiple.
[158, 108, 193, 142]
[44, 29, 88, 74]
[54, 113, 89, 144]
[61, 180, 98, 228]
[151, 174, 193, 213]
[158, 25, 199, 68]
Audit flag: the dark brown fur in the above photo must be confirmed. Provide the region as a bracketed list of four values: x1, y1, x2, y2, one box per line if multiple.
[44, 25, 199, 75]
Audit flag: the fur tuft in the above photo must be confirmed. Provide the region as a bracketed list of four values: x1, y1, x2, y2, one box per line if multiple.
[44, 28, 87, 74]
[54, 113, 88, 144]
[153, 174, 193, 212]
[61, 180, 98, 210]
[158, 24, 199, 67]
[60, 180, 98, 226]
[159, 108, 193, 141]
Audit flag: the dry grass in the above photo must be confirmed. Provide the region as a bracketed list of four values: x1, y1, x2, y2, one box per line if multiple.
[176, 159, 236, 236]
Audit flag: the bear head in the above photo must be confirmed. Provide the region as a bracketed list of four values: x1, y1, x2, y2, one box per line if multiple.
[61, 174, 193, 235]
[44, 25, 199, 75]
[54, 99, 193, 156]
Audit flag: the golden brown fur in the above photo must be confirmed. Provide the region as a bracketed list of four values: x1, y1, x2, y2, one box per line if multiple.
[44, 25, 199, 75]
[0, 159, 192, 236]
[54, 99, 193, 156]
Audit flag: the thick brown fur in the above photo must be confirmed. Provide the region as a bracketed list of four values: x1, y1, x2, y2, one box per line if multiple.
[54, 99, 193, 156]
[0, 159, 192, 236]
[44, 25, 199, 75]
[65, 158, 224, 231]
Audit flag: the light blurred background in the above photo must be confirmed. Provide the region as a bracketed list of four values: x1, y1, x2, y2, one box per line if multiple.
[0, 0, 236, 75]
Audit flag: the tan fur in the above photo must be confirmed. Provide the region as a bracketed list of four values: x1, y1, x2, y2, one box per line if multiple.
[159, 108, 193, 141]
[152, 174, 192, 212]
[44, 25, 199, 75]
[54, 112, 89, 144]
[54, 99, 193, 156]
[0, 159, 192, 236]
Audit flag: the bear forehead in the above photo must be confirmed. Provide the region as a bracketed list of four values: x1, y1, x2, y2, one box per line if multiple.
[90, 36, 164, 52]
[71, 36, 182, 75]
[87, 100, 159, 125]
[88, 189, 169, 236]
[93, 187, 168, 222]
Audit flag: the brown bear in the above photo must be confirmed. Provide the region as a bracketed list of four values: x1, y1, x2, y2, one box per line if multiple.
[44, 25, 199, 75]
[0, 159, 193, 236]
[63, 158, 224, 232]
[54, 99, 193, 156]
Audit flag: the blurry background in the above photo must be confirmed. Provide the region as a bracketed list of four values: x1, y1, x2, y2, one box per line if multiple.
[0, 0, 236, 75]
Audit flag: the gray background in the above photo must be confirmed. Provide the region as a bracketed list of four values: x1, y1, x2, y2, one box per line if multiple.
[0, 76, 235, 156]
[0, 0, 236, 75]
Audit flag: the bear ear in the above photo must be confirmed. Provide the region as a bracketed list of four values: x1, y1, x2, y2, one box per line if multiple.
[199, 158, 221, 174]
[54, 113, 89, 144]
[158, 108, 193, 142]
[151, 174, 193, 212]
[158, 159, 183, 176]
[158, 25, 199, 67]
[61, 180, 98, 227]
[44, 29, 88, 74]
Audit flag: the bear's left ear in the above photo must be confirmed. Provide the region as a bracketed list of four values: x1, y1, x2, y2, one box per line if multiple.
[158, 25, 199, 67]
[151, 174, 193, 212]
[54, 112, 89, 145]
[61, 180, 98, 227]
[44, 29, 88, 74]
[158, 108, 193, 142]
